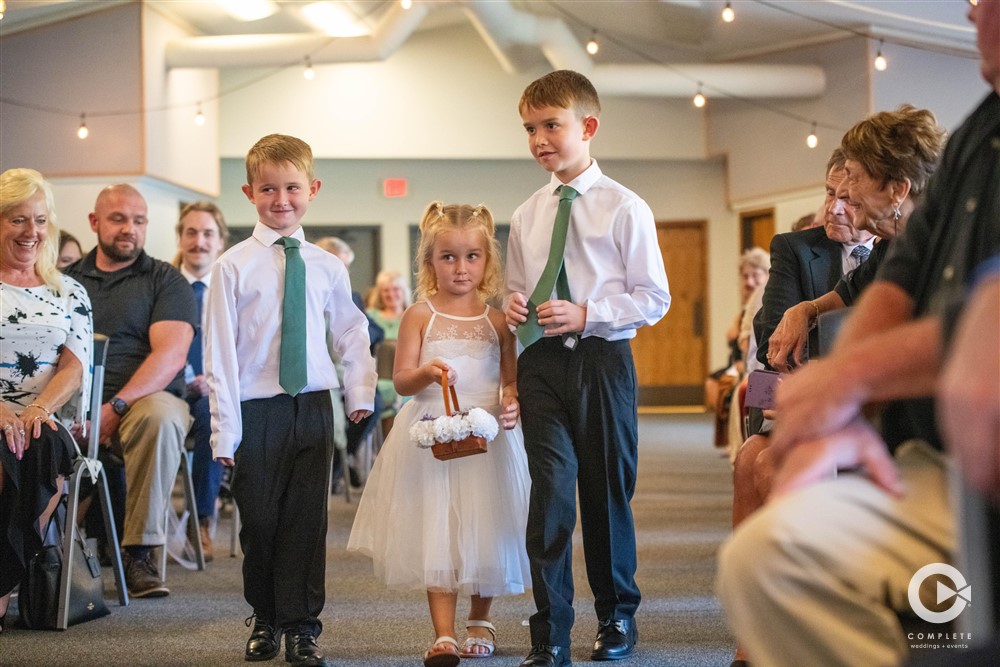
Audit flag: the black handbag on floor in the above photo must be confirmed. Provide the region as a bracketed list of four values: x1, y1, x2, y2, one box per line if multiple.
[19, 515, 110, 629]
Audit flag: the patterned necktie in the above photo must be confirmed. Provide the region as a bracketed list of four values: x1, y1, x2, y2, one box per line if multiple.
[187, 280, 205, 376]
[277, 237, 308, 396]
[851, 244, 871, 266]
[517, 185, 578, 349]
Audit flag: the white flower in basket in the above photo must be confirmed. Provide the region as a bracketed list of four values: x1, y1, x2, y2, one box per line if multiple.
[409, 376, 499, 461]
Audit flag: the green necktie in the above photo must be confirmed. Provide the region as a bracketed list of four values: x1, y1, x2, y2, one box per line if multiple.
[518, 184, 578, 349]
[278, 236, 308, 396]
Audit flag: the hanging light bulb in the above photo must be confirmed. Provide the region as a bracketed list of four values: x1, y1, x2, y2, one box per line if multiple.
[77, 114, 89, 140]
[806, 122, 818, 149]
[586, 30, 600, 56]
[400, 0, 412, 9]
[693, 83, 706, 108]
[722, 1, 735, 23]
[0, 0, 7, 20]
[874, 41, 888, 72]
[303, 56, 315, 80]
[195, 102, 206, 126]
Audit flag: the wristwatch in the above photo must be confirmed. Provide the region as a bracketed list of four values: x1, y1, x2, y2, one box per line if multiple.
[110, 397, 130, 417]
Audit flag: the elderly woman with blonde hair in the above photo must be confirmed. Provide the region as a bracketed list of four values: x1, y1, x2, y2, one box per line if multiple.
[0, 168, 93, 631]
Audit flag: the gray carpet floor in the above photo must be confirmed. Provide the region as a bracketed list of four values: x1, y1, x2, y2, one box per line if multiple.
[0, 412, 735, 667]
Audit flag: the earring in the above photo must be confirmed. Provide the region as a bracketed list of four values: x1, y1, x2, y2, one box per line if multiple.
[892, 205, 901, 222]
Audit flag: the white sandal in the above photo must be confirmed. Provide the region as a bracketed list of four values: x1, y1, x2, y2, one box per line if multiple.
[424, 635, 461, 667]
[460, 620, 497, 658]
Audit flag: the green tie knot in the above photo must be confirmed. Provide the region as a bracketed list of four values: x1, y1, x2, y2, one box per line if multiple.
[558, 185, 578, 202]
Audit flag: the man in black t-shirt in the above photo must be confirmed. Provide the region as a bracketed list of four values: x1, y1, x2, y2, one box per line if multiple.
[67, 184, 196, 599]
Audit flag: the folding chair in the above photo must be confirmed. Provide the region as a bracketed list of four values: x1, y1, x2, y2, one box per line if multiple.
[160, 434, 206, 579]
[58, 334, 129, 628]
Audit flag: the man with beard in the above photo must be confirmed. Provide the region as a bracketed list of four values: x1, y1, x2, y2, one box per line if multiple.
[66, 184, 196, 598]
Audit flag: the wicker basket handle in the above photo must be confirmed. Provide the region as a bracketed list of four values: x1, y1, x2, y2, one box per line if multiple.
[441, 374, 461, 416]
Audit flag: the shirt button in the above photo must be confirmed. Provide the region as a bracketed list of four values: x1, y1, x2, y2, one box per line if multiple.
[965, 198, 977, 213]
[943, 266, 954, 281]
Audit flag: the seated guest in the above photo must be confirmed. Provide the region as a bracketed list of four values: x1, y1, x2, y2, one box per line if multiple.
[66, 184, 196, 598]
[57, 230, 83, 269]
[766, 105, 946, 372]
[172, 201, 228, 561]
[365, 269, 411, 428]
[718, 3, 999, 664]
[1, 168, 93, 630]
[314, 237, 385, 490]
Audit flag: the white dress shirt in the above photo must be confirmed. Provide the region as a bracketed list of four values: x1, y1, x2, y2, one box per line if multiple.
[204, 222, 377, 459]
[506, 160, 671, 341]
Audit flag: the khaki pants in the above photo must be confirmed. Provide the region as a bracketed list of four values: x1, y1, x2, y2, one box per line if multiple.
[717, 441, 953, 667]
[118, 391, 191, 546]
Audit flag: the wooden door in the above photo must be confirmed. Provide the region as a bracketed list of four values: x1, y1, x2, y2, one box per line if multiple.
[631, 221, 707, 406]
[741, 208, 774, 252]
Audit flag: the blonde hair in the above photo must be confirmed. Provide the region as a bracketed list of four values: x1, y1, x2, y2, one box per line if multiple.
[1, 168, 63, 294]
[172, 200, 229, 269]
[739, 247, 771, 274]
[315, 236, 354, 265]
[245, 133, 315, 186]
[840, 105, 946, 197]
[519, 70, 601, 119]
[414, 201, 502, 301]
[367, 270, 412, 310]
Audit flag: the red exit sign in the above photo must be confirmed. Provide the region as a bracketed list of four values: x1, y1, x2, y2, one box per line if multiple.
[383, 178, 407, 198]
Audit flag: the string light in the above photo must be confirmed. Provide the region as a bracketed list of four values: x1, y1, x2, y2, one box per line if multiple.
[401, 0, 412, 9]
[77, 114, 89, 140]
[874, 40, 888, 71]
[586, 30, 600, 55]
[195, 102, 206, 126]
[693, 83, 706, 108]
[806, 122, 818, 148]
[0, 0, 6, 20]
[722, 1, 735, 23]
[303, 56, 315, 80]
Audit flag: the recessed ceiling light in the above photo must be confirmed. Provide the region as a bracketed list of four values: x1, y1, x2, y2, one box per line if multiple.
[216, 0, 278, 22]
[301, 2, 370, 37]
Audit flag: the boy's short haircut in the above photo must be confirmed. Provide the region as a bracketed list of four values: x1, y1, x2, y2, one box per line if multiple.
[519, 69, 601, 119]
[246, 133, 315, 185]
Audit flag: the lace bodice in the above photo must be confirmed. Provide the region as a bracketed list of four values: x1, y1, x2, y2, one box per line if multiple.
[416, 302, 501, 407]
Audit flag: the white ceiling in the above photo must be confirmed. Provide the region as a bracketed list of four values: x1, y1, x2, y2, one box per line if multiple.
[1, 0, 977, 67]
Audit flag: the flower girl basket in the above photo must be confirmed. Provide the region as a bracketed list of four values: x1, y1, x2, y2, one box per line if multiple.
[410, 375, 497, 461]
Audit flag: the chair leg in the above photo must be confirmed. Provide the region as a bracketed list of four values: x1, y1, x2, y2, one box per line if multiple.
[57, 472, 82, 630]
[179, 452, 206, 570]
[97, 470, 129, 606]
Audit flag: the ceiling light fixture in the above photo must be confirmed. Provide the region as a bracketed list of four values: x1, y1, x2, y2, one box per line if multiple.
[401, 0, 413, 9]
[303, 56, 315, 80]
[693, 83, 706, 108]
[195, 102, 206, 126]
[722, 1, 735, 23]
[806, 122, 818, 148]
[302, 2, 370, 37]
[874, 40, 888, 71]
[586, 30, 600, 56]
[216, 0, 277, 22]
[77, 114, 89, 140]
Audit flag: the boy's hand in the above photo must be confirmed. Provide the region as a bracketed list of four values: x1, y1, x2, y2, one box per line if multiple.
[504, 292, 529, 331]
[537, 300, 586, 336]
[217, 457, 234, 467]
[499, 394, 520, 430]
[426, 359, 457, 386]
[348, 409, 372, 424]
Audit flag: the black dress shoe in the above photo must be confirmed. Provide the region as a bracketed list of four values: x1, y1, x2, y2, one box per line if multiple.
[245, 617, 280, 662]
[284, 630, 328, 666]
[591, 619, 637, 661]
[519, 644, 571, 667]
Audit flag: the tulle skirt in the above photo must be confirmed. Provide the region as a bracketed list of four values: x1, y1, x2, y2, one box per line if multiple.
[347, 397, 531, 597]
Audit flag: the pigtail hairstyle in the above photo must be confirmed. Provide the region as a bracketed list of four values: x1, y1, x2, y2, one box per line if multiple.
[415, 201, 502, 301]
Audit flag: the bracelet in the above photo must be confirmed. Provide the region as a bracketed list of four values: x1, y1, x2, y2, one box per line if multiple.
[26, 402, 51, 417]
[807, 301, 820, 330]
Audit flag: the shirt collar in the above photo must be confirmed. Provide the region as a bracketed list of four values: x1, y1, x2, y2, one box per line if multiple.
[549, 159, 602, 197]
[179, 264, 212, 287]
[252, 221, 306, 248]
[77, 248, 153, 277]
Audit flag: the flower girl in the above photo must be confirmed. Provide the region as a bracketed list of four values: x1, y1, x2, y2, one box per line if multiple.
[348, 202, 530, 666]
